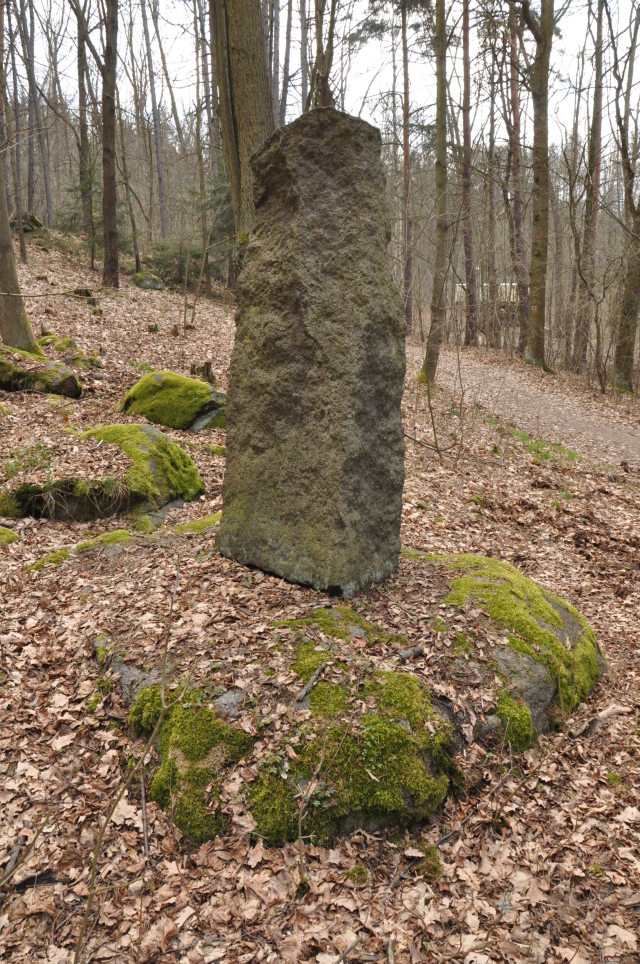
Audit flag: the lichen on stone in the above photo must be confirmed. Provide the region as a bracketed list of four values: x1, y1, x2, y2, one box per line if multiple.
[121, 371, 215, 430]
[130, 686, 253, 843]
[37, 334, 100, 370]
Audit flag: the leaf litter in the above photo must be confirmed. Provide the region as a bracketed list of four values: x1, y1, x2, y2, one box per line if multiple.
[0, 236, 639, 962]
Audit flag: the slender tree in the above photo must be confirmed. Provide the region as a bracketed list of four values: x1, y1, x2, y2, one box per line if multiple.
[141, 0, 168, 240]
[420, 0, 448, 382]
[461, 0, 478, 346]
[520, 0, 554, 368]
[400, 0, 413, 333]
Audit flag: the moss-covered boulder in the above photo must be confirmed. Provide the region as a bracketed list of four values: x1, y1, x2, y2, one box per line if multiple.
[37, 335, 100, 371]
[0, 524, 18, 546]
[121, 371, 226, 431]
[130, 687, 253, 843]
[132, 272, 163, 291]
[3, 424, 204, 521]
[249, 663, 454, 846]
[0, 344, 81, 398]
[404, 551, 605, 747]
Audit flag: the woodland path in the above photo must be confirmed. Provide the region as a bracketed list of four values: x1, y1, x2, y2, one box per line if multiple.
[407, 343, 640, 468]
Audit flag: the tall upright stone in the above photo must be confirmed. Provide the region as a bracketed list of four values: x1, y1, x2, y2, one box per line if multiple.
[218, 108, 406, 595]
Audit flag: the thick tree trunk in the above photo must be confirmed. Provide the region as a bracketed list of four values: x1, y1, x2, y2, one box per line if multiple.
[400, 0, 413, 334]
[7, 4, 26, 263]
[461, 0, 478, 347]
[613, 213, 640, 392]
[211, 0, 274, 238]
[101, 0, 119, 287]
[0, 149, 38, 351]
[420, 0, 447, 383]
[523, 0, 554, 369]
[270, 0, 280, 122]
[573, 0, 603, 371]
[141, 0, 168, 240]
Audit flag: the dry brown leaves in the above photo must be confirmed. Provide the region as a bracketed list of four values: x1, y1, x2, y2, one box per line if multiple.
[0, 237, 638, 962]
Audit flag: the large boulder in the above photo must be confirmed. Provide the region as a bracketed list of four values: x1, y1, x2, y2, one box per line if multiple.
[218, 108, 406, 595]
[1, 424, 204, 521]
[0, 344, 81, 398]
[121, 371, 226, 430]
[132, 272, 163, 291]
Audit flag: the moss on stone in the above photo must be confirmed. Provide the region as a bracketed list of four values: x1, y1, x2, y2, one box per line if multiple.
[292, 640, 331, 682]
[27, 548, 70, 572]
[132, 514, 155, 533]
[130, 686, 253, 843]
[202, 443, 226, 457]
[249, 669, 453, 846]
[281, 605, 406, 648]
[309, 682, 348, 717]
[37, 334, 100, 370]
[408, 551, 601, 716]
[496, 691, 535, 752]
[0, 525, 18, 546]
[171, 512, 221, 535]
[76, 529, 133, 553]
[452, 632, 473, 656]
[0, 344, 81, 397]
[121, 371, 214, 430]
[82, 423, 204, 506]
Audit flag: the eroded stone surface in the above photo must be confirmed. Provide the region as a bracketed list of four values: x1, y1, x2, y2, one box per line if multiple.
[218, 108, 405, 595]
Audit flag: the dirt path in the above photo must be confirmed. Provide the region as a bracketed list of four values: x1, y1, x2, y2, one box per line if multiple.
[407, 344, 640, 468]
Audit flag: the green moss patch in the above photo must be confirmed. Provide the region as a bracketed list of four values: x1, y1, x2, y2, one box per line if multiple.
[249, 667, 454, 846]
[171, 512, 221, 535]
[27, 548, 70, 572]
[0, 525, 18, 546]
[121, 371, 215, 430]
[130, 686, 253, 843]
[404, 550, 603, 733]
[82, 424, 204, 506]
[76, 530, 133, 553]
[496, 692, 535, 751]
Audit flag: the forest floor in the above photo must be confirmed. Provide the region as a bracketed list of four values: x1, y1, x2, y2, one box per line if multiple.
[1, 234, 639, 964]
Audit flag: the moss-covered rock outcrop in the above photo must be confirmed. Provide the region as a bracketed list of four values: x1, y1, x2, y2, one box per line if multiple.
[4, 424, 203, 521]
[403, 550, 605, 747]
[132, 272, 163, 291]
[130, 687, 253, 843]
[121, 371, 226, 431]
[0, 344, 81, 398]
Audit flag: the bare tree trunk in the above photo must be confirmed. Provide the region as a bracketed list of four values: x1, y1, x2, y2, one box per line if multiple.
[26, 0, 34, 212]
[400, 0, 413, 334]
[461, 0, 478, 347]
[15, 0, 54, 227]
[211, 0, 274, 237]
[522, 0, 554, 369]
[420, 0, 447, 383]
[76, 3, 95, 268]
[509, 3, 529, 355]
[271, 0, 280, 122]
[6, 4, 25, 262]
[141, 0, 167, 240]
[116, 88, 140, 273]
[193, 0, 211, 294]
[573, 0, 603, 371]
[0, 20, 38, 357]
[102, 0, 119, 286]
[279, 0, 293, 125]
[152, 2, 187, 157]
[300, 0, 308, 108]
[486, 18, 499, 349]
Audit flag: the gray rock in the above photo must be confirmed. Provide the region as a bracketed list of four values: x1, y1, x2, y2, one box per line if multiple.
[0, 345, 81, 398]
[494, 645, 557, 733]
[133, 272, 164, 291]
[218, 108, 406, 595]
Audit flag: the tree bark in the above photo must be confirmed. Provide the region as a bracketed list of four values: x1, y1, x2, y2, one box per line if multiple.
[573, 0, 603, 371]
[300, 0, 308, 107]
[76, 3, 95, 268]
[102, 0, 119, 287]
[400, 0, 413, 334]
[486, 17, 499, 348]
[509, 3, 529, 355]
[279, 0, 293, 125]
[211, 0, 274, 238]
[420, 0, 447, 383]
[522, 0, 554, 369]
[461, 0, 478, 347]
[141, 0, 168, 240]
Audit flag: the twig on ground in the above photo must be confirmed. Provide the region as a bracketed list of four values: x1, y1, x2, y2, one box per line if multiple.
[296, 662, 328, 702]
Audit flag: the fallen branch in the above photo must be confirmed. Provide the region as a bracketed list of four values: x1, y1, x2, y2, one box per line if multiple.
[296, 662, 328, 703]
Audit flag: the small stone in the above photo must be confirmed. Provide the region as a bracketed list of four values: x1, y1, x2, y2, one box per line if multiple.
[147, 323, 159, 333]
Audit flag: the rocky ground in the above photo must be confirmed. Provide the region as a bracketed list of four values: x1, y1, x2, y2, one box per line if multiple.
[1, 234, 639, 963]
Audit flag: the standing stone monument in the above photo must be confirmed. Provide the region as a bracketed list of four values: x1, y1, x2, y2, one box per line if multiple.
[218, 108, 406, 595]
